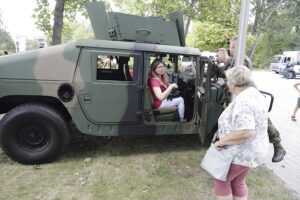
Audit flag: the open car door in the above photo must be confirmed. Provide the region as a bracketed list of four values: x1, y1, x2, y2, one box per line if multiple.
[196, 56, 223, 144]
[195, 56, 211, 144]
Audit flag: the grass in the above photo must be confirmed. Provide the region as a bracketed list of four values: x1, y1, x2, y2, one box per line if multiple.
[0, 133, 299, 200]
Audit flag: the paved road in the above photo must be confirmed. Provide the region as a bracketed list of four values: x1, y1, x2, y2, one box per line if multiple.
[252, 70, 300, 196]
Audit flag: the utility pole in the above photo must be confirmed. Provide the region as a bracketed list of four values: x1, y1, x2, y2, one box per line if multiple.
[235, 0, 250, 66]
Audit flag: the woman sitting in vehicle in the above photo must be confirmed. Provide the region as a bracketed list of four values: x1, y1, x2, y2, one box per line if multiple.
[147, 59, 185, 122]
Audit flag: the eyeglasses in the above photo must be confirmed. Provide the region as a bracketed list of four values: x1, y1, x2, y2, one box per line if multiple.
[156, 64, 166, 69]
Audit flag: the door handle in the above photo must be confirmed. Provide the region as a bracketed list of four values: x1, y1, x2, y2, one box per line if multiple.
[83, 94, 92, 103]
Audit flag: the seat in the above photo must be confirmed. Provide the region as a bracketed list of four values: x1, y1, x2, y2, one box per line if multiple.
[146, 87, 179, 122]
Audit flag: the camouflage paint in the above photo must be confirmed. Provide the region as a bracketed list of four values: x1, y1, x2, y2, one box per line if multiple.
[0, 2, 218, 144]
[70, 39, 202, 137]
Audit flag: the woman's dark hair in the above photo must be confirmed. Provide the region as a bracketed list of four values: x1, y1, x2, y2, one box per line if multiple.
[148, 59, 166, 78]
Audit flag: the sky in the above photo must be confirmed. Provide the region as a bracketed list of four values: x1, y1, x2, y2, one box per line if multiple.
[0, 0, 46, 38]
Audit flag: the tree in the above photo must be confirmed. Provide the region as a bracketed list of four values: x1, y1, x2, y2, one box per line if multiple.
[33, 0, 102, 45]
[249, 0, 300, 68]
[32, 0, 52, 41]
[0, 12, 3, 28]
[0, 13, 15, 55]
[113, 0, 241, 50]
[61, 19, 94, 43]
[52, 0, 65, 45]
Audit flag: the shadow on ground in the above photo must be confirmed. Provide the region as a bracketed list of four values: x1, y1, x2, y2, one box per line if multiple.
[64, 129, 203, 160]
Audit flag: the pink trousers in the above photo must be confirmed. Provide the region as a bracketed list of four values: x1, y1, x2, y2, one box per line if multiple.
[214, 163, 250, 197]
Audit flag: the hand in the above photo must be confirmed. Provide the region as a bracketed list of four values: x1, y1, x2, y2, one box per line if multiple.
[170, 83, 178, 89]
[217, 78, 225, 85]
[214, 140, 224, 148]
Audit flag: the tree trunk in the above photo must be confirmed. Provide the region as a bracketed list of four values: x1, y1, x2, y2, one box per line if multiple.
[184, 17, 191, 38]
[251, 0, 263, 35]
[52, 0, 65, 45]
[184, 0, 196, 38]
[248, 32, 260, 59]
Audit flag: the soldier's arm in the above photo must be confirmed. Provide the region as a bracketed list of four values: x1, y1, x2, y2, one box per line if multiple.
[224, 57, 235, 70]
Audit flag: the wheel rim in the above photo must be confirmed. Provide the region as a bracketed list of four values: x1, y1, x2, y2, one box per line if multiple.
[17, 124, 51, 151]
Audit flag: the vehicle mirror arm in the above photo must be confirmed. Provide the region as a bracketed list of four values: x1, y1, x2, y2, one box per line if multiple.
[260, 90, 274, 112]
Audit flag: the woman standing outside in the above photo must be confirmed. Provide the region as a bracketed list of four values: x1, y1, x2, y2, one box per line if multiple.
[213, 66, 269, 200]
[147, 59, 185, 122]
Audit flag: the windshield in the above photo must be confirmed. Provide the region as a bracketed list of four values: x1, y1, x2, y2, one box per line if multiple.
[272, 56, 281, 63]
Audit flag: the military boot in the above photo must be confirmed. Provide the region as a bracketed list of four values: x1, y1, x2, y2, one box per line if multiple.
[272, 143, 286, 162]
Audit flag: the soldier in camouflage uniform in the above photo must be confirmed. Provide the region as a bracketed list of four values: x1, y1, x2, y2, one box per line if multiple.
[215, 38, 286, 162]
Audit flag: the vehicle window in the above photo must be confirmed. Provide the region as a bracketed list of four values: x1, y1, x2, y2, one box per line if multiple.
[96, 54, 135, 81]
[272, 56, 281, 63]
[147, 54, 197, 82]
[283, 57, 291, 63]
[146, 53, 197, 122]
[148, 54, 178, 82]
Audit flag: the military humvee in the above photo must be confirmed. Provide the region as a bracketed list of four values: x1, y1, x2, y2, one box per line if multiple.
[0, 2, 224, 164]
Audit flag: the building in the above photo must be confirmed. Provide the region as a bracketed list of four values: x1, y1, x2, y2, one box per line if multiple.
[14, 35, 47, 52]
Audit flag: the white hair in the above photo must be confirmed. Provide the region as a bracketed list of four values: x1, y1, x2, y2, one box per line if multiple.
[225, 66, 252, 87]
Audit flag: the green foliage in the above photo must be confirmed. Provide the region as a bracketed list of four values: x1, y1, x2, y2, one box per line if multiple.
[251, 0, 300, 68]
[186, 21, 236, 51]
[0, 13, 3, 28]
[113, 0, 241, 51]
[32, 0, 52, 41]
[31, 0, 299, 68]
[0, 29, 15, 54]
[0, 12, 15, 54]
[61, 19, 94, 43]
[33, 0, 103, 45]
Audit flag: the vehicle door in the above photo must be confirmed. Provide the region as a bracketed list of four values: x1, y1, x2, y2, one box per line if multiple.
[74, 48, 143, 124]
[196, 56, 222, 144]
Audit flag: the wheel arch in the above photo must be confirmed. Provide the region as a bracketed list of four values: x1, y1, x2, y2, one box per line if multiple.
[0, 95, 71, 121]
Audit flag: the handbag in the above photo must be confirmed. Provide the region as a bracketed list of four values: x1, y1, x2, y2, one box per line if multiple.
[167, 89, 181, 100]
[201, 143, 235, 181]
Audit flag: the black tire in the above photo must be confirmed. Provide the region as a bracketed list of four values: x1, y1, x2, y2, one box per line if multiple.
[0, 103, 69, 164]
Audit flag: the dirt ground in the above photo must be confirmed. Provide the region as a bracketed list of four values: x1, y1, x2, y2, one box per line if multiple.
[0, 130, 299, 200]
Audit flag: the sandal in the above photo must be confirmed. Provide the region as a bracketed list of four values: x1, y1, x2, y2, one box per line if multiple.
[291, 116, 296, 121]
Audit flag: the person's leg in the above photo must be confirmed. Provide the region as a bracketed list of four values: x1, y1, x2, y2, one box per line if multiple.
[159, 97, 185, 121]
[291, 107, 299, 121]
[216, 195, 233, 200]
[282, 69, 286, 78]
[231, 165, 251, 200]
[214, 164, 250, 200]
[214, 179, 233, 200]
[292, 98, 300, 121]
[268, 118, 286, 162]
[233, 196, 247, 200]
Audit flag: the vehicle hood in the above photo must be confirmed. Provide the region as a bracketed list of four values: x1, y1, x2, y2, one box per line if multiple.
[0, 42, 80, 81]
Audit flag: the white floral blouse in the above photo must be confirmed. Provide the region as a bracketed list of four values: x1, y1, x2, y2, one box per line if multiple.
[217, 87, 269, 168]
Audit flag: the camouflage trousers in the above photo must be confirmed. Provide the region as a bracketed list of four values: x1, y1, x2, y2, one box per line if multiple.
[220, 85, 281, 145]
[268, 118, 281, 145]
